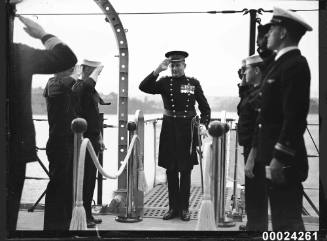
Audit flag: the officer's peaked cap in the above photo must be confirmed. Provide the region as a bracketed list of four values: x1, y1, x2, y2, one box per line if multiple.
[82, 59, 102, 67]
[268, 7, 312, 33]
[165, 51, 188, 62]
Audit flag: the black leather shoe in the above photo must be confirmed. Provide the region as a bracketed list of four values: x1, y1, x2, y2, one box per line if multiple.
[163, 209, 178, 220]
[239, 224, 247, 231]
[181, 209, 190, 221]
[91, 216, 102, 224]
[87, 220, 96, 228]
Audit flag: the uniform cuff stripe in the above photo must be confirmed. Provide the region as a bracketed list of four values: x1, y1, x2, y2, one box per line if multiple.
[44, 37, 64, 50]
[275, 142, 295, 156]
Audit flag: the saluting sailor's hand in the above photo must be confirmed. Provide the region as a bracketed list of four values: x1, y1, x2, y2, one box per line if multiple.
[18, 16, 47, 39]
[89, 65, 104, 82]
[70, 65, 82, 80]
[154, 59, 170, 75]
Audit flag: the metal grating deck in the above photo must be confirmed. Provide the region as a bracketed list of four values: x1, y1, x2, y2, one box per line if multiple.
[143, 184, 202, 220]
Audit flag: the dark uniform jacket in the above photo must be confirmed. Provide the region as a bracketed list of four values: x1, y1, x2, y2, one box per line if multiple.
[139, 72, 211, 171]
[255, 49, 310, 182]
[72, 77, 102, 143]
[44, 76, 76, 141]
[238, 53, 275, 147]
[9, 39, 77, 163]
[237, 84, 261, 147]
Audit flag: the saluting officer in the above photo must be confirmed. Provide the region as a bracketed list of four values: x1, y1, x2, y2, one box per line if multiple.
[139, 51, 211, 221]
[254, 7, 312, 231]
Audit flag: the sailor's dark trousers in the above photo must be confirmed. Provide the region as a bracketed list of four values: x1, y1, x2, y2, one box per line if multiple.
[44, 135, 73, 230]
[83, 134, 100, 220]
[166, 169, 191, 212]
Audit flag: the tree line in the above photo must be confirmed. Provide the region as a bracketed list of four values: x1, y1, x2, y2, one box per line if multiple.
[32, 87, 319, 115]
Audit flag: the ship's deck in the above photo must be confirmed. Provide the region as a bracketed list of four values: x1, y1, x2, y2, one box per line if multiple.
[17, 183, 319, 231]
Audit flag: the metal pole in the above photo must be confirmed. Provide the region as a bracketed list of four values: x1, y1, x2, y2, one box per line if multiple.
[249, 9, 257, 56]
[97, 113, 104, 205]
[232, 126, 238, 210]
[153, 120, 157, 187]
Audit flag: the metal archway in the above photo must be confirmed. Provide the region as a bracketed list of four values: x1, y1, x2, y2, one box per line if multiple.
[93, 0, 129, 190]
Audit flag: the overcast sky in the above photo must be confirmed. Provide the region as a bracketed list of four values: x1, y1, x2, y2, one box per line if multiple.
[14, 0, 318, 99]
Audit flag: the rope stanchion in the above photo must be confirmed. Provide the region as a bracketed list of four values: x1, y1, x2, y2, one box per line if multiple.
[69, 116, 146, 229]
[196, 142, 216, 230]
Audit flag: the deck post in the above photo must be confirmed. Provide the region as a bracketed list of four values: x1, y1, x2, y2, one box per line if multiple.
[208, 121, 235, 228]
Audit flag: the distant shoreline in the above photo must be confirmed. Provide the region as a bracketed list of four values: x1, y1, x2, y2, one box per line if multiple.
[32, 87, 319, 115]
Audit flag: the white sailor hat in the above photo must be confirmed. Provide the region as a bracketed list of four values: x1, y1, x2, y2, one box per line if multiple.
[81, 59, 102, 67]
[245, 55, 263, 66]
[269, 7, 312, 32]
[241, 58, 246, 67]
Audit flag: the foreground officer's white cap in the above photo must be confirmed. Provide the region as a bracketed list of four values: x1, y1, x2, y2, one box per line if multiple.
[269, 7, 313, 33]
[82, 59, 102, 67]
[245, 55, 263, 66]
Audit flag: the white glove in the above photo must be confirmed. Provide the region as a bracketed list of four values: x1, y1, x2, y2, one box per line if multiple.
[199, 124, 208, 137]
[70, 65, 83, 80]
[89, 65, 104, 82]
[18, 16, 47, 39]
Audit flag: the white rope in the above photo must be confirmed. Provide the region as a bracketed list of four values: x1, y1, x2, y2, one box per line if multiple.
[79, 134, 139, 179]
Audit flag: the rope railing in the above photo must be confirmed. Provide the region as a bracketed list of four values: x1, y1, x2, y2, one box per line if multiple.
[83, 135, 139, 180]
[70, 112, 146, 230]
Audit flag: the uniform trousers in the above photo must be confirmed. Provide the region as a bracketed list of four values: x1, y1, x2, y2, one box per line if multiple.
[243, 146, 268, 231]
[268, 180, 305, 231]
[166, 169, 191, 211]
[83, 135, 100, 220]
[7, 144, 27, 231]
[44, 136, 73, 230]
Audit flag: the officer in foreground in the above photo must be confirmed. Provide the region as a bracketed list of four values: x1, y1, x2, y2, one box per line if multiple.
[252, 7, 312, 230]
[139, 51, 211, 221]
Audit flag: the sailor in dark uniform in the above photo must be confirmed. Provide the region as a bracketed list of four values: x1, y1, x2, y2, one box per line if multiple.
[255, 7, 312, 231]
[139, 51, 211, 221]
[237, 55, 269, 231]
[43, 67, 78, 230]
[72, 60, 105, 228]
[238, 24, 275, 231]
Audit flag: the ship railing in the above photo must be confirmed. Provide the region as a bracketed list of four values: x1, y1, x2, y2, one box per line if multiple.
[27, 115, 319, 219]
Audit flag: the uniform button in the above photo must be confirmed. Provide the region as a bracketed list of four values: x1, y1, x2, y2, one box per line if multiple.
[173, 115, 176, 118]
[259, 92, 262, 96]
[186, 105, 188, 107]
[172, 104, 175, 107]
[257, 108, 261, 112]
[185, 110, 187, 113]
[170, 93, 173, 96]
[184, 116, 186, 118]
[187, 99, 189, 102]
[170, 88, 173, 91]
[171, 99, 174, 102]
[188, 93, 191, 96]
[173, 110, 176, 113]
[170, 83, 173, 86]
[258, 124, 262, 128]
